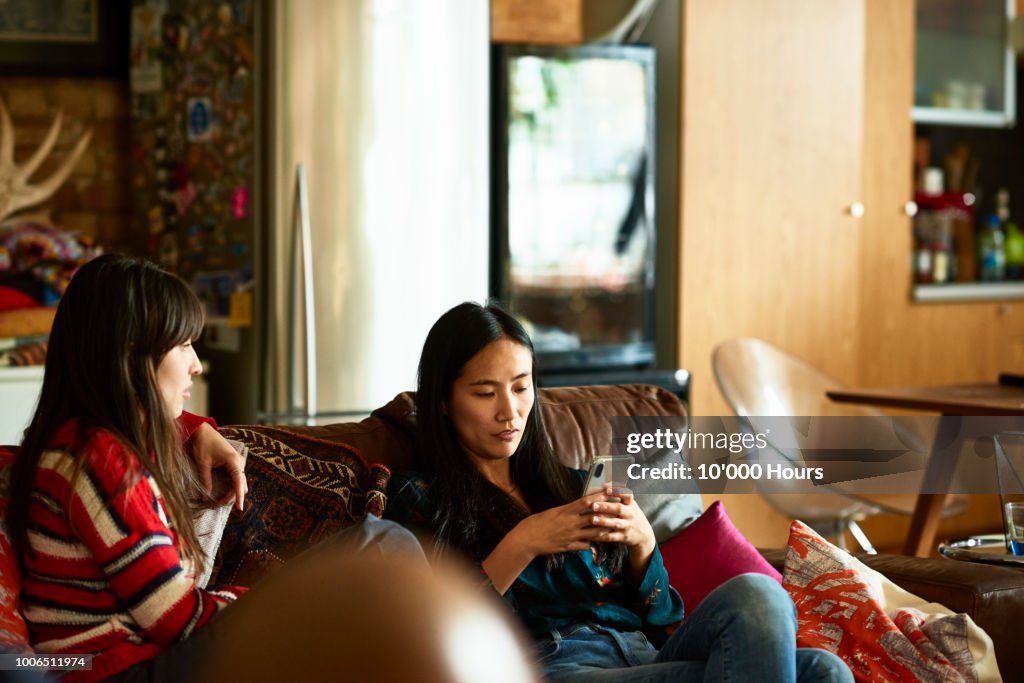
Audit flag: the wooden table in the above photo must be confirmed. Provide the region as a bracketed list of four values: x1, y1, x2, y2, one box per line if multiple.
[827, 383, 1024, 557]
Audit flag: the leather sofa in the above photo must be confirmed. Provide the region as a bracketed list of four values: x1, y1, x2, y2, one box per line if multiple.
[3, 384, 1020, 677]
[292, 383, 1023, 678]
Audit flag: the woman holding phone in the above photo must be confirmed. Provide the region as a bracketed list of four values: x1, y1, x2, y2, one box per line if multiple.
[388, 301, 852, 682]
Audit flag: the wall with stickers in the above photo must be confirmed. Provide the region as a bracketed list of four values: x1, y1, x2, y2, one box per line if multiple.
[129, 0, 256, 330]
[129, 0, 259, 422]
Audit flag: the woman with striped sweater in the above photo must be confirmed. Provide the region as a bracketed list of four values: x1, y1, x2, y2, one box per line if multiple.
[5, 255, 425, 682]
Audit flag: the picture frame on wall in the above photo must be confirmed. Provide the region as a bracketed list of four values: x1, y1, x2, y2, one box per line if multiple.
[0, 0, 128, 78]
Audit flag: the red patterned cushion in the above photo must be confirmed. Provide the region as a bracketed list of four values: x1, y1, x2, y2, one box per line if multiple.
[784, 520, 994, 682]
[0, 446, 32, 653]
[210, 427, 390, 588]
[659, 500, 782, 614]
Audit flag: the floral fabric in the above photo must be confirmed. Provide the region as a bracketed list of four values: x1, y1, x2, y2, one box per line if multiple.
[784, 520, 1000, 682]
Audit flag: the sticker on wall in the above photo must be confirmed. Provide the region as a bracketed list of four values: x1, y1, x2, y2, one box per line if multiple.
[177, 24, 191, 53]
[187, 223, 204, 254]
[224, 70, 245, 104]
[218, 3, 234, 26]
[132, 94, 160, 119]
[130, 6, 164, 94]
[212, 222, 228, 246]
[158, 232, 179, 270]
[186, 97, 212, 142]
[228, 289, 252, 328]
[193, 270, 245, 322]
[162, 13, 183, 50]
[174, 181, 197, 216]
[234, 35, 254, 67]
[233, 0, 251, 25]
[148, 206, 165, 235]
[232, 186, 249, 220]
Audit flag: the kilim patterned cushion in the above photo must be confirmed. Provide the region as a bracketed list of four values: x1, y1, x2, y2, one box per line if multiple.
[210, 426, 390, 588]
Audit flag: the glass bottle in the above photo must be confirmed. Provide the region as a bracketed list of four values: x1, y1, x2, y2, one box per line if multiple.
[1004, 222, 1024, 280]
[977, 214, 1006, 281]
[929, 211, 954, 284]
[913, 213, 934, 284]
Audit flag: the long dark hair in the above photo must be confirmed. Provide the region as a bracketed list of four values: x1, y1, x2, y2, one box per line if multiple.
[10, 254, 209, 574]
[416, 301, 624, 573]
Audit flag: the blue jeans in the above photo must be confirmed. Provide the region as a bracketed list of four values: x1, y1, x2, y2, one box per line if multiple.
[538, 573, 853, 683]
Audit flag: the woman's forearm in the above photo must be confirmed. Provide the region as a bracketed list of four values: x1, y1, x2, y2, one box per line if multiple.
[626, 539, 656, 585]
[481, 529, 536, 595]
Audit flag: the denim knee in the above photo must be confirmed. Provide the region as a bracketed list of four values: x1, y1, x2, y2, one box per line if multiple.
[797, 648, 855, 683]
[712, 573, 795, 629]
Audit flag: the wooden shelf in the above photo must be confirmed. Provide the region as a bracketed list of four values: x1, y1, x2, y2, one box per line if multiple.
[913, 282, 1024, 302]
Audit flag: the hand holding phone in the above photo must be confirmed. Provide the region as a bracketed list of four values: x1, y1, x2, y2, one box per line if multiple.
[583, 456, 632, 497]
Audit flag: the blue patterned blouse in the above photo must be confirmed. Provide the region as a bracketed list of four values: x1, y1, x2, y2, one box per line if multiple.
[386, 469, 684, 643]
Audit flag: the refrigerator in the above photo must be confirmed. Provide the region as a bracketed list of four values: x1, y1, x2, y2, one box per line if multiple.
[130, 0, 490, 424]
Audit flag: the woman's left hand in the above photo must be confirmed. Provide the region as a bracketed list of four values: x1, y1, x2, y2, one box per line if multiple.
[587, 489, 654, 551]
[588, 489, 656, 579]
[190, 423, 247, 510]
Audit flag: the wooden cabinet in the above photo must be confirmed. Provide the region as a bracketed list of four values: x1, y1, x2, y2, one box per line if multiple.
[678, 0, 1020, 546]
[914, 0, 1017, 127]
[678, 0, 1024, 412]
[677, 0, 868, 418]
[858, 0, 1024, 391]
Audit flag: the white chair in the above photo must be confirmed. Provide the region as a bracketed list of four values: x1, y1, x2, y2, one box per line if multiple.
[711, 337, 967, 553]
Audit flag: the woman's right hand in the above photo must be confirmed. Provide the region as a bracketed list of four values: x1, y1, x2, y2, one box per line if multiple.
[483, 491, 614, 594]
[507, 491, 612, 557]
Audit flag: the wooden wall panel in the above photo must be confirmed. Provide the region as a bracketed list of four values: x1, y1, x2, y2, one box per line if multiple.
[677, 0, 866, 545]
[678, 0, 865, 417]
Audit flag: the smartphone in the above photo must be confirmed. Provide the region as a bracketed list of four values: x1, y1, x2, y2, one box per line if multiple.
[583, 456, 632, 496]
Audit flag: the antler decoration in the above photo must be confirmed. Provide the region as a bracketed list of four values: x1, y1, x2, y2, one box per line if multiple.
[0, 97, 93, 223]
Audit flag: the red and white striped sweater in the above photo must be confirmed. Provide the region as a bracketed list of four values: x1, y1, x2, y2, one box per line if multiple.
[20, 414, 246, 682]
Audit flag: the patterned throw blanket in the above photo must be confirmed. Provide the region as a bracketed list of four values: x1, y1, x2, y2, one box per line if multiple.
[211, 426, 390, 587]
[784, 520, 1000, 682]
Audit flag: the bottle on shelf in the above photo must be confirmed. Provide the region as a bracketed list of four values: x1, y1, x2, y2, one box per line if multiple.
[914, 216, 934, 284]
[995, 188, 1024, 281]
[911, 167, 970, 285]
[930, 226, 953, 284]
[1005, 221, 1024, 280]
[977, 213, 1006, 281]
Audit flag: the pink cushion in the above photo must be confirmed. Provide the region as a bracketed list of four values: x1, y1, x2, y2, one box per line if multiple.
[659, 500, 782, 614]
[0, 446, 32, 652]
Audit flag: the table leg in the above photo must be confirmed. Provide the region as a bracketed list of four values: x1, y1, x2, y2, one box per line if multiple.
[903, 493, 948, 557]
[902, 415, 963, 557]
